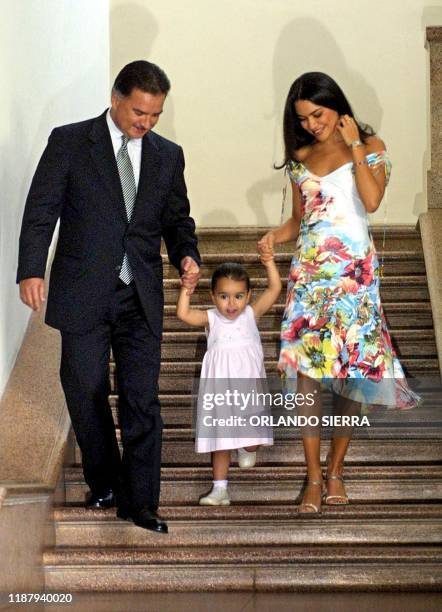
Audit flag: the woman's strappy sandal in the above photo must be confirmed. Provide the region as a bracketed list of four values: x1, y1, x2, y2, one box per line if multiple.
[324, 452, 349, 505]
[324, 474, 349, 505]
[298, 479, 325, 515]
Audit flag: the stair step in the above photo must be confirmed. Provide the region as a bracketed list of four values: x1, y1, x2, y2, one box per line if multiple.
[73, 437, 442, 466]
[108, 359, 441, 393]
[65, 464, 442, 480]
[53, 503, 442, 522]
[163, 251, 426, 279]
[153, 329, 437, 359]
[52, 514, 442, 547]
[189, 226, 423, 253]
[73, 431, 442, 464]
[44, 561, 442, 593]
[162, 276, 430, 304]
[137, 342, 439, 361]
[146, 390, 442, 409]
[168, 276, 429, 287]
[162, 302, 435, 331]
[108, 394, 442, 430]
[111, 388, 441, 406]
[104, 423, 442, 440]
[64, 464, 442, 505]
[159, 329, 435, 343]
[45, 543, 442, 566]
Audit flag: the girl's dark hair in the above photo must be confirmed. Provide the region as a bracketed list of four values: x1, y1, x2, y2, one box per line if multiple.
[211, 263, 251, 292]
[277, 71, 375, 168]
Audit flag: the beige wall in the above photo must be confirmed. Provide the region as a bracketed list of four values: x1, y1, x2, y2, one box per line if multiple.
[111, 0, 442, 226]
[0, 1, 110, 398]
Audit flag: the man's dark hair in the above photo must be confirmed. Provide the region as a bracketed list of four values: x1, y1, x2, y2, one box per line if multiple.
[211, 263, 251, 292]
[113, 60, 171, 97]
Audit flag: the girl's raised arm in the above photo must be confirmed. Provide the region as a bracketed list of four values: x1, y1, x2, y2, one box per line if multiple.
[177, 286, 209, 327]
[251, 257, 282, 320]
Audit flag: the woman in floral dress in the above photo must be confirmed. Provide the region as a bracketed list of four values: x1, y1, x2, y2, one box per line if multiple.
[258, 72, 419, 514]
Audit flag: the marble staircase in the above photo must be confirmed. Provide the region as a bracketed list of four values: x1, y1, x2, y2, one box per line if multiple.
[44, 227, 442, 592]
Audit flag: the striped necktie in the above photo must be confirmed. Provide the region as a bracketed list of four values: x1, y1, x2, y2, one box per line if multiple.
[117, 135, 136, 284]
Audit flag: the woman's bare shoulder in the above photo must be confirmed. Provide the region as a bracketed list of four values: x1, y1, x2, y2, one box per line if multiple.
[293, 145, 313, 162]
[364, 135, 386, 153]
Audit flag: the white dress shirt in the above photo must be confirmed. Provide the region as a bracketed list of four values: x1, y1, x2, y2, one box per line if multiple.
[106, 109, 142, 189]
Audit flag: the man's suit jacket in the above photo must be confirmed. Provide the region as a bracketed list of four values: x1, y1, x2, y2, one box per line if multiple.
[17, 110, 201, 337]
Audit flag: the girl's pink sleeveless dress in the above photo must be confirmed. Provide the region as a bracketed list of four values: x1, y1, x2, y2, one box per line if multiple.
[196, 305, 274, 452]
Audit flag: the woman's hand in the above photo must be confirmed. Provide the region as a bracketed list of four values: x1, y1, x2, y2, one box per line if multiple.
[257, 231, 275, 263]
[336, 114, 360, 147]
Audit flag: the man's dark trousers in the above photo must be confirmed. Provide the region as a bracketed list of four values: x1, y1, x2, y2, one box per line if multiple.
[60, 280, 162, 511]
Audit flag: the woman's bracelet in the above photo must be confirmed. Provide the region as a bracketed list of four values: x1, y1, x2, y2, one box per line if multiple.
[354, 159, 368, 167]
[350, 139, 363, 149]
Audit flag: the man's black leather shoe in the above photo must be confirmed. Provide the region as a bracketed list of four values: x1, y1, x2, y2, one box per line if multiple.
[85, 489, 116, 508]
[117, 506, 168, 534]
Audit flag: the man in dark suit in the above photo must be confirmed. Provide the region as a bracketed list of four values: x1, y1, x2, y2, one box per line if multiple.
[17, 60, 201, 533]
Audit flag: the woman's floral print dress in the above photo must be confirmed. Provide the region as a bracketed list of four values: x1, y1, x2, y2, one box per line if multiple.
[278, 152, 419, 408]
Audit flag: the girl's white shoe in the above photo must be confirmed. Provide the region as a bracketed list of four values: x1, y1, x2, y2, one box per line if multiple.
[238, 447, 257, 468]
[198, 486, 231, 506]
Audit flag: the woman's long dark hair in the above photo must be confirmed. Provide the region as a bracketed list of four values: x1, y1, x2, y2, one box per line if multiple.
[277, 72, 374, 168]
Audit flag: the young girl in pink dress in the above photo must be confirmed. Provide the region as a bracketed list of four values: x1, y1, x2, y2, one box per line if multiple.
[177, 257, 281, 505]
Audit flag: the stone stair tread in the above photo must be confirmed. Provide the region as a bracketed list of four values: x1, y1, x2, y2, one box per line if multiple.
[44, 563, 442, 592]
[73, 439, 442, 465]
[163, 302, 433, 314]
[109, 388, 442, 402]
[108, 410, 442, 433]
[125, 427, 442, 439]
[160, 359, 437, 367]
[191, 226, 423, 250]
[53, 503, 442, 522]
[111, 328, 439, 362]
[196, 225, 419, 231]
[111, 362, 442, 382]
[51, 517, 442, 548]
[44, 543, 442, 566]
[163, 252, 426, 278]
[162, 303, 435, 331]
[158, 329, 435, 341]
[162, 250, 425, 261]
[160, 421, 442, 434]
[110, 359, 440, 371]
[65, 485, 442, 505]
[64, 464, 442, 482]
[110, 394, 442, 407]
[79, 425, 442, 441]
[162, 275, 428, 288]
[158, 348, 438, 361]
[111, 391, 442, 405]
[193, 225, 420, 236]
[162, 430, 442, 439]
[112, 398, 442, 411]
[64, 462, 442, 502]
[165, 293, 430, 307]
